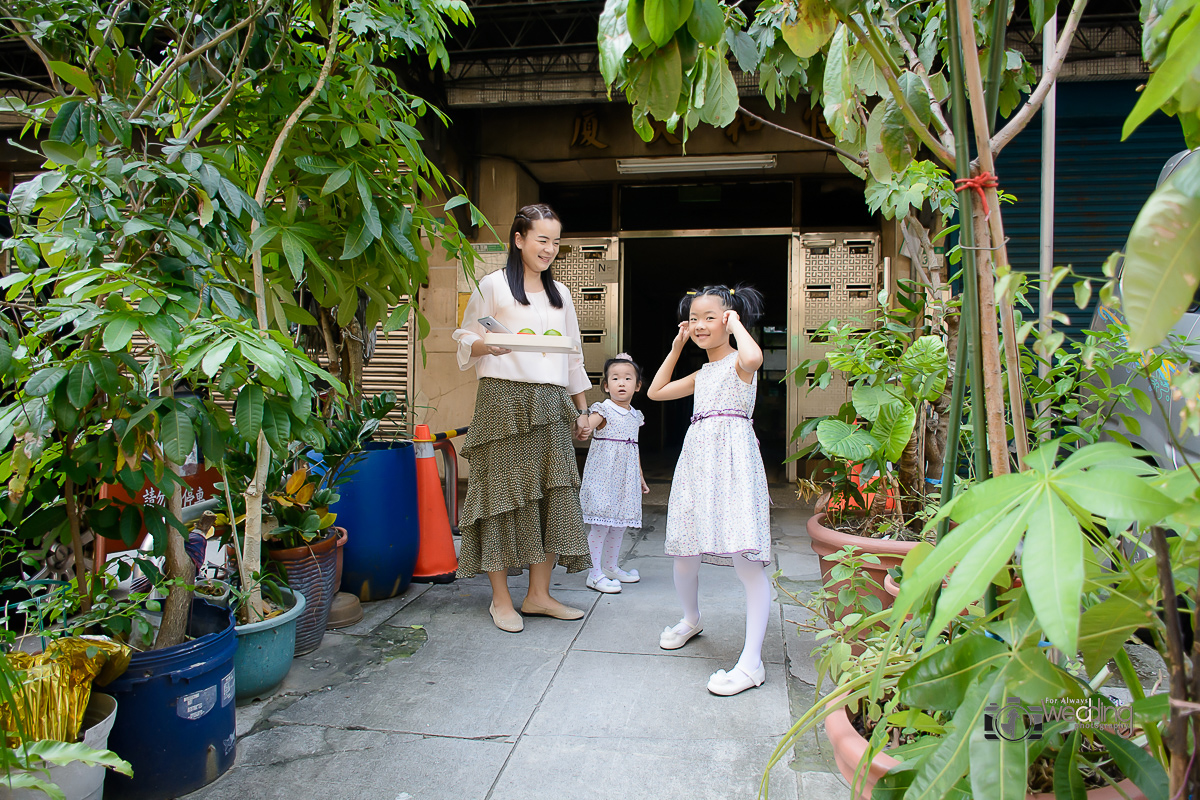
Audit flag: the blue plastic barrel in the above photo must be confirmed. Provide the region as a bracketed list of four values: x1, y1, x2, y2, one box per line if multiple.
[102, 600, 238, 800]
[333, 441, 420, 601]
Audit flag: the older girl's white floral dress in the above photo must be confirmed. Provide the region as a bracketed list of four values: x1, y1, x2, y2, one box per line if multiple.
[579, 400, 644, 529]
[666, 352, 771, 565]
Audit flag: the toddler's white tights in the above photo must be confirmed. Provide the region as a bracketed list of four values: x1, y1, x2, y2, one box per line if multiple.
[587, 524, 627, 580]
[671, 553, 771, 673]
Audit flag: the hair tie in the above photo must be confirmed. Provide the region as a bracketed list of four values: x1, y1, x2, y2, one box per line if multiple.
[616, 352, 632, 361]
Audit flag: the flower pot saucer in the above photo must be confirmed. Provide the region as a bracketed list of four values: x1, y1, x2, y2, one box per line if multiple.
[326, 592, 363, 629]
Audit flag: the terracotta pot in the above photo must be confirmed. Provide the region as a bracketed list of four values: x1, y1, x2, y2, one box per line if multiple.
[333, 527, 349, 588]
[807, 513, 919, 617]
[824, 705, 1147, 800]
[266, 530, 338, 656]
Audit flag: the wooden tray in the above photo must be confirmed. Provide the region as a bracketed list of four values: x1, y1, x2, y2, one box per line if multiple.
[484, 332, 579, 354]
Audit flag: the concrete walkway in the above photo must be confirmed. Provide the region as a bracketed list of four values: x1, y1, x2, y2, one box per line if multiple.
[186, 496, 852, 800]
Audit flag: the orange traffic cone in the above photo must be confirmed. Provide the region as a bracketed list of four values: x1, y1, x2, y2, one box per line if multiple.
[411, 424, 458, 583]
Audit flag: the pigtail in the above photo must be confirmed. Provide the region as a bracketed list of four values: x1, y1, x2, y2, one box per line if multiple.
[729, 284, 765, 328]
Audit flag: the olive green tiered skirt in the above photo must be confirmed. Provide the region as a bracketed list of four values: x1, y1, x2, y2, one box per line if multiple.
[455, 378, 590, 577]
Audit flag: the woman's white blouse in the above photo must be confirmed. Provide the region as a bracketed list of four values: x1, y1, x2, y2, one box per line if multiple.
[453, 270, 592, 395]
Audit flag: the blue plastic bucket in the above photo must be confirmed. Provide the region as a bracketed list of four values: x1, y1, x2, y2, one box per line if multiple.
[332, 441, 419, 601]
[102, 600, 238, 800]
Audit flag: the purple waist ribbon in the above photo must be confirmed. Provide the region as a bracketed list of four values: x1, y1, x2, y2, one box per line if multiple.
[689, 408, 753, 425]
[592, 437, 638, 445]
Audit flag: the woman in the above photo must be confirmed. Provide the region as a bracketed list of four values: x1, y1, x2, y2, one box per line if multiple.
[452, 203, 593, 633]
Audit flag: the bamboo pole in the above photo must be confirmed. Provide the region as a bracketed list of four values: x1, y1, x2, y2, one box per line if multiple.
[945, 0, 991, 483]
[1038, 12, 1058, 424]
[955, 0, 1025, 474]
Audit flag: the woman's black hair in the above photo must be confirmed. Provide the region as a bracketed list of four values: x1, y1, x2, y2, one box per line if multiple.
[601, 353, 643, 388]
[506, 203, 564, 308]
[677, 284, 765, 328]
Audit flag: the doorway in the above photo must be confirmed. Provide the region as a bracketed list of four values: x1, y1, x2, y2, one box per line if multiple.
[621, 235, 790, 484]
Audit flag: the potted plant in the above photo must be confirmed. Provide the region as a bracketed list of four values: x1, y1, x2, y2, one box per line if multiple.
[0, 650, 132, 800]
[790, 290, 951, 603]
[229, 578, 307, 703]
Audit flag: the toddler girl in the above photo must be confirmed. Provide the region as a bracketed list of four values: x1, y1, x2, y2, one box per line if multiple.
[647, 285, 772, 696]
[579, 354, 650, 594]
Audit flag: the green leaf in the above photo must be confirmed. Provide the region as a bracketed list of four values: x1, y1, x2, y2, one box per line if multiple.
[200, 338, 237, 378]
[907, 679, 994, 799]
[1119, 157, 1200, 351]
[1078, 594, 1148, 675]
[1094, 730, 1168, 800]
[1052, 731, 1088, 800]
[91, 356, 121, 394]
[851, 384, 897, 422]
[643, 0, 692, 47]
[341, 213, 376, 260]
[1123, 18, 1200, 140]
[49, 61, 97, 99]
[102, 315, 138, 351]
[969, 679, 1027, 800]
[322, 166, 352, 196]
[282, 304, 319, 326]
[294, 155, 340, 174]
[383, 304, 412, 334]
[356, 169, 382, 237]
[49, 101, 82, 143]
[899, 335, 949, 401]
[599, 0, 634, 85]
[686, 0, 722, 45]
[41, 140, 82, 166]
[822, 28, 855, 141]
[17, 739, 131, 774]
[900, 634, 1008, 712]
[781, 0, 838, 58]
[66, 362, 95, 409]
[159, 410, 196, 464]
[26, 366, 68, 397]
[881, 94, 919, 173]
[1021, 491, 1083, 654]
[931, 496, 1041, 636]
[698, 50, 737, 128]
[235, 384, 265, 443]
[1051, 469, 1178, 522]
[634, 38, 683, 119]
[816, 418, 881, 461]
[261, 400, 292, 454]
[627, 0, 654, 51]
[874, 401, 916, 463]
[280, 231, 306, 281]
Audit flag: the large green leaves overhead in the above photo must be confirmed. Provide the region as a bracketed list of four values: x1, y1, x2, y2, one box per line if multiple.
[599, 0, 634, 85]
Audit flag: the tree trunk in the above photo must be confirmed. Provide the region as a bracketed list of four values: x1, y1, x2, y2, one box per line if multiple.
[897, 412, 924, 501]
[240, 433, 272, 620]
[153, 374, 193, 650]
[63, 473, 91, 615]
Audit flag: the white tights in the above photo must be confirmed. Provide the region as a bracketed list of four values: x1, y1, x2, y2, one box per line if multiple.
[672, 554, 771, 673]
[587, 524, 627, 579]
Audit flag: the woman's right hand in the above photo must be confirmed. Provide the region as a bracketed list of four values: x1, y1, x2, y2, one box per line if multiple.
[671, 321, 690, 352]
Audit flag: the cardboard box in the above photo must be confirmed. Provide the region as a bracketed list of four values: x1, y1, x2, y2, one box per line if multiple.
[484, 332, 579, 354]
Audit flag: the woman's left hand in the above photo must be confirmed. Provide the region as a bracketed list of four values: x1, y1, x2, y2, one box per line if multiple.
[723, 309, 742, 328]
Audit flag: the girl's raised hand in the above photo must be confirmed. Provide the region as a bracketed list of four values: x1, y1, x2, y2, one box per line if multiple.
[672, 321, 690, 351]
[723, 309, 742, 328]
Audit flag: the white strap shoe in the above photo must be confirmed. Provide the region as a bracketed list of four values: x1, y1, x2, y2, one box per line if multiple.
[604, 567, 641, 583]
[586, 573, 622, 594]
[659, 617, 703, 650]
[707, 663, 766, 696]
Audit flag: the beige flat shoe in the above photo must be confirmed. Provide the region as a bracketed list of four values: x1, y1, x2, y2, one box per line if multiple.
[489, 602, 524, 633]
[520, 600, 584, 620]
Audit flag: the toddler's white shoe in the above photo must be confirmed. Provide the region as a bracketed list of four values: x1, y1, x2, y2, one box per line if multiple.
[707, 663, 766, 696]
[604, 567, 641, 583]
[586, 573, 622, 594]
[659, 617, 703, 650]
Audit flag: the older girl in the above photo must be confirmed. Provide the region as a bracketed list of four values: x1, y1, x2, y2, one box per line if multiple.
[647, 285, 772, 695]
[452, 204, 593, 633]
